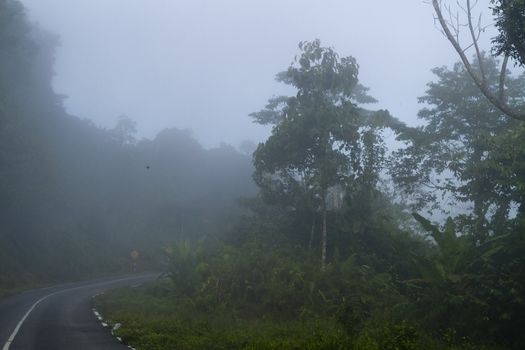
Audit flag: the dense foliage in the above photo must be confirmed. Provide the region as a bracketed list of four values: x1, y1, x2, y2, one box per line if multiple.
[491, 0, 525, 65]
[97, 43, 525, 349]
[391, 55, 525, 236]
[0, 0, 255, 293]
[250, 40, 396, 268]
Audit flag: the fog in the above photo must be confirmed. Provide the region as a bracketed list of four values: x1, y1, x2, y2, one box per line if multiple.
[4, 1, 525, 347]
[19, 0, 493, 148]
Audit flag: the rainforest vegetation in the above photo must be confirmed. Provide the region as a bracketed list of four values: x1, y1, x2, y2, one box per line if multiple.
[1, 0, 525, 349]
[0, 0, 255, 292]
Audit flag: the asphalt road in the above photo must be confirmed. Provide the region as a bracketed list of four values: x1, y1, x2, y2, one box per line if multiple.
[0, 273, 158, 350]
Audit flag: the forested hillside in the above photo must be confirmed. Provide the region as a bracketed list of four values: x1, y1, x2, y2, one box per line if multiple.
[0, 0, 255, 291]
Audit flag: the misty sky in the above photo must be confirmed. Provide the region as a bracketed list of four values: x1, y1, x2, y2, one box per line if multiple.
[20, 0, 497, 148]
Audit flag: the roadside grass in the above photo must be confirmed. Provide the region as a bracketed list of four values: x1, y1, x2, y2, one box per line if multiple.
[94, 282, 351, 350]
[94, 282, 500, 350]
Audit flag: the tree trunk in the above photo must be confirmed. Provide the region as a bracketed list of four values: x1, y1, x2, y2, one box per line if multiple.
[321, 201, 327, 270]
[308, 215, 316, 250]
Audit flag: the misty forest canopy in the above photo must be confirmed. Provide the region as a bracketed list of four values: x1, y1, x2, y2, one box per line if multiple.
[2, 0, 525, 349]
[0, 0, 255, 287]
[99, 40, 525, 348]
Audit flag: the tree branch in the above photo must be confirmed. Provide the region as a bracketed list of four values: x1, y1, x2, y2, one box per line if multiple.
[467, 0, 486, 81]
[432, 0, 525, 121]
[499, 54, 509, 102]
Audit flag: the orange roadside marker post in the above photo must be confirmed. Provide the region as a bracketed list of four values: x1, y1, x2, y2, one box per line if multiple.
[130, 249, 139, 272]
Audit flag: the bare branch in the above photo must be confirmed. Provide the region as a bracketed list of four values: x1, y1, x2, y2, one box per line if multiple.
[445, 4, 461, 42]
[462, 42, 476, 53]
[467, 0, 486, 81]
[432, 0, 525, 121]
[457, 0, 468, 16]
[477, 13, 483, 35]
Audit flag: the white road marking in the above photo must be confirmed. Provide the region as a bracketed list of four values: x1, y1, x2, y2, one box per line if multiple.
[1, 276, 151, 350]
[2, 290, 61, 350]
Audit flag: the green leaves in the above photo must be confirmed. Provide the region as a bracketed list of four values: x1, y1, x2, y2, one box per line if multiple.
[391, 55, 524, 239]
[278, 39, 359, 99]
[250, 40, 406, 268]
[491, 0, 525, 66]
[251, 40, 398, 209]
[165, 239, 201, 296]
[249, 96, 290, 126]
[412, 213, 441, 240]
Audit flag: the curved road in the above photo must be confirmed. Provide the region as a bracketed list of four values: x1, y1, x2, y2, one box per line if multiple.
[0, 273, 158, 350]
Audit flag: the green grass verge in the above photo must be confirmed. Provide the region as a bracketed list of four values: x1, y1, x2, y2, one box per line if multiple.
[94, 283, 350, 350]
[94, 282, 501, 350]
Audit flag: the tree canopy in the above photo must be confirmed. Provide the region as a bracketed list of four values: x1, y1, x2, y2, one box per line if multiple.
[391, 54, 525, 240]
[251, 40, 397, 267]
[491, 0, 525, 66]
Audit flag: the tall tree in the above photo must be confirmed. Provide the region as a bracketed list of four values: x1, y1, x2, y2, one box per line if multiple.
[251, 40, 394, 268]
[391, 55, 525, 241]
